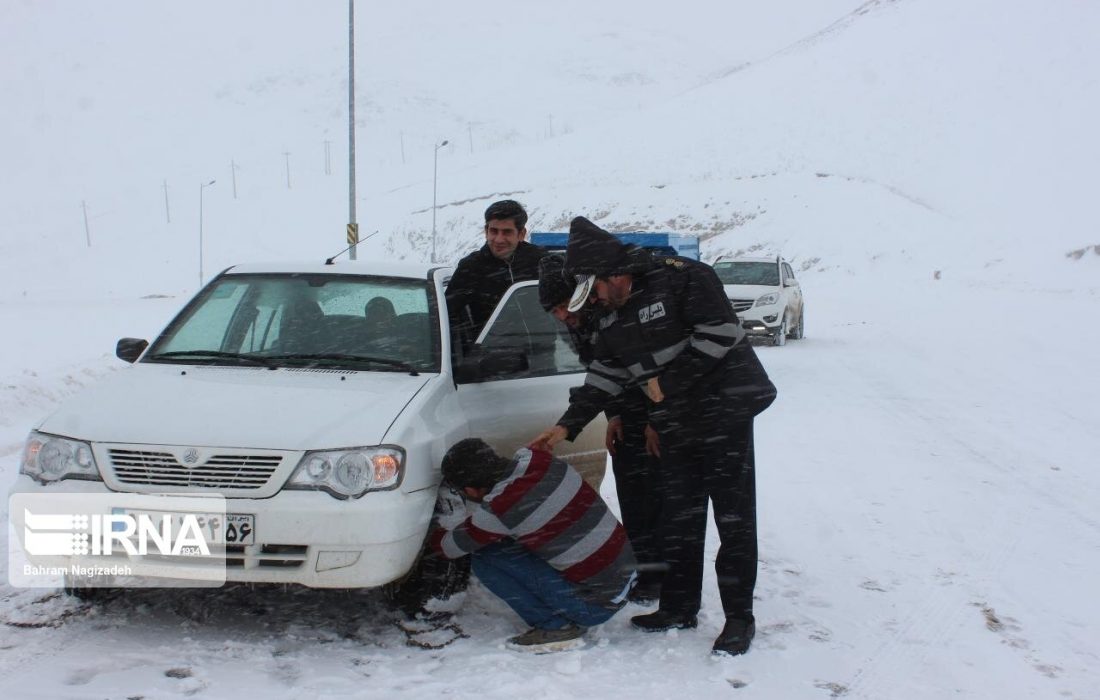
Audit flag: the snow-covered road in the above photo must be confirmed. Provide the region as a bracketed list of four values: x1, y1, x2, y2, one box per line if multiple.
[1, 276, 1097, 699]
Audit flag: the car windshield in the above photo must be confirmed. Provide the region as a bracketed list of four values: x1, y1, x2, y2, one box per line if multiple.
[145, 273, 440, 372]
[713, 261, 780, 286]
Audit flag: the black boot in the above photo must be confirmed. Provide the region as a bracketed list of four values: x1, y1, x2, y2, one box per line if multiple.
[631, 609, 698, 632]
[712, 616, 755, 656]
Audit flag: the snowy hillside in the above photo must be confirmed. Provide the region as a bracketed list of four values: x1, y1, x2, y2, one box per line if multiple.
[1, 1, 1099, 698]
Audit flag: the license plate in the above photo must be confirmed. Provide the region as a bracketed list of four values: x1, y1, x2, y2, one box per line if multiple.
[112, 509, 255, 546]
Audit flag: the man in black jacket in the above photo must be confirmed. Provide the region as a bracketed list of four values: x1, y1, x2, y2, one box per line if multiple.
[538, 254, 664, 603]
[445, 200, 547, 351]
[531, 217, 777, 656]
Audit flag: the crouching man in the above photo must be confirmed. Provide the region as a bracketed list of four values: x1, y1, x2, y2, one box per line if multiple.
[430, 438, 638, 653]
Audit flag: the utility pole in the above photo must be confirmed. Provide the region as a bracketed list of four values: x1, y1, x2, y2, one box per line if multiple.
[324, 140, 332, 175]
[230, 160, 239, 199]
[283, 152, 292, 189]
[162, 180, 171, 223]
[468, 123, 473, 154]
[347, 0, 359, 260]
[82, 200, 91, 247]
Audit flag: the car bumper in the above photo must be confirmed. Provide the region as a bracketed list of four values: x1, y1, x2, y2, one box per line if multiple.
[9, 476, 437, 588]
[736, 304, 784, 335]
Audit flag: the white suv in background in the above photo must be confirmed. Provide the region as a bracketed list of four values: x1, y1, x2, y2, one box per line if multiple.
[712, 256, 805, 346]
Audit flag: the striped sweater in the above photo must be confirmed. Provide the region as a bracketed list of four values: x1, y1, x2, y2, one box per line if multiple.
[431, 447, 637, 608]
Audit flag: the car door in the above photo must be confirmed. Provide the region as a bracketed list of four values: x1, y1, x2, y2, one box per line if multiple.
[453, 281, 608, 487]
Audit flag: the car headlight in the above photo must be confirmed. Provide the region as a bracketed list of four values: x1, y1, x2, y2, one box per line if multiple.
[754, 292, 780, 307]
[287, 446, 404, 499]
[20, 431, 102, 484]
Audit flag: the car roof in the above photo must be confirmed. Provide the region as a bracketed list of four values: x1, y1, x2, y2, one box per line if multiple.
[223, 259, 451, 279]
[714, 256, 781, 264]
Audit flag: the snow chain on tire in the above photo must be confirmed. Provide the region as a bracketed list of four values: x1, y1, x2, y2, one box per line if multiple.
[394, 618, 470, 650]
[1, 593, 95, 629]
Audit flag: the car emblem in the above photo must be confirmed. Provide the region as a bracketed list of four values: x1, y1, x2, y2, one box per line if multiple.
[182, 449, 201, 466]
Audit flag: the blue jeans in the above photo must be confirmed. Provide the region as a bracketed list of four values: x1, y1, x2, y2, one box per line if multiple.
[472, 541, 622, 630]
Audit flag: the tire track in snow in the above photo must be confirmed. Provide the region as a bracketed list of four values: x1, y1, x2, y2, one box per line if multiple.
[859, 354, 1100, 540]
[832, 345, 1089, 696]
[0, 592, 100, 688]
[843, 506, 1023, 699]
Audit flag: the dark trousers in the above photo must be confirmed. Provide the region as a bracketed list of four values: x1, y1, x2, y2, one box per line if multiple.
[611, 415, 664, 586]
[653, 412, 758, 620]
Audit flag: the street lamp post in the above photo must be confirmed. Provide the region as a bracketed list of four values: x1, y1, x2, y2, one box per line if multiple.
[431, 140, 448, 263]
[347, 0, 358, 260]
[199, 179, 216, 288]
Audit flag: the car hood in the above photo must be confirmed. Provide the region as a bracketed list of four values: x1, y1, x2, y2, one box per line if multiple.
[36, 363, 432, 451]
[722, 284, 779, 300]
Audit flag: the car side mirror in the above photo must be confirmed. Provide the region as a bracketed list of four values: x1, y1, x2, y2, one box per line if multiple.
[116, 338, 149, 363]
[784, 279, 797, 287]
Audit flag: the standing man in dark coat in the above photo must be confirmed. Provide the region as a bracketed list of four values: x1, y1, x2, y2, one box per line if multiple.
[538, 254, 665, 602]
[531, 216, 777, 656]
[445, 200, 548, 351]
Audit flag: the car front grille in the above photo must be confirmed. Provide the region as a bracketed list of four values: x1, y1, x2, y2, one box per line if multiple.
[224, 544, 309, 568]
[108, 449, 282, 490]
[730, 299, 754, 313]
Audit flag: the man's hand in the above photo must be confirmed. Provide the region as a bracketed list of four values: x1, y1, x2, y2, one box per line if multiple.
[643, 377, 665, 403]
[605, 416, 624, 455]
[644, 424, 661, 458]
[529, 424, 568, 452]
[433, 483, 468, 530]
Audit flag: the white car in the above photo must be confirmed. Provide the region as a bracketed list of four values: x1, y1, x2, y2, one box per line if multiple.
[712, 255, 805, 346]
[10, 260, 605, 602]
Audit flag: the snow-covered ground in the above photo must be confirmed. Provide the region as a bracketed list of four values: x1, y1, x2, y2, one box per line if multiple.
[2, 0, 1099, 698]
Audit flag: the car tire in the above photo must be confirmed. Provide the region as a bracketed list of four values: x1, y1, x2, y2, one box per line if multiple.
[63, 575, 117, 602]
[385, 485, 471, 617]
[789, 308, 805, 340]
[773, 317, 788, 346]
[386, 548, 471, 618]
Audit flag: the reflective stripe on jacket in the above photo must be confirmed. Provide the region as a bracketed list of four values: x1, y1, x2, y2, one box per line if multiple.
[559, 257, 776, 439]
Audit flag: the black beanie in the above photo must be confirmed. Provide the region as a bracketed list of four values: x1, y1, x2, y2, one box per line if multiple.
[538, 254, 575, 311]
[441, 438, 512, 490]
[564, 216, 632, 277]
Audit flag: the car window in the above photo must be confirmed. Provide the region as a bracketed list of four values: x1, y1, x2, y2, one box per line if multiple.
[158, 279, 251, 352]
[475, 283, 585, 380]
[783, 263, 796, 282]
[147, 273, 441, 372]
[713, 261, 780, 286]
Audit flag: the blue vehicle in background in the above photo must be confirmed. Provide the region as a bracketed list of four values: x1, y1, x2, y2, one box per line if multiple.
[529, 231, 700, 261]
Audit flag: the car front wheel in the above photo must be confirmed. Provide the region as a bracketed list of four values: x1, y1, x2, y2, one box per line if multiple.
[387, 548, 471, 619]
[773, 317, 788, 346]
[385, 486, 471, 618]
[63, 574, 118, 602]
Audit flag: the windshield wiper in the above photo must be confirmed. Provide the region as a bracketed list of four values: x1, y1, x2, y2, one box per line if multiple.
[264, 353, 420, 375]
[145, 350, 277, 367]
